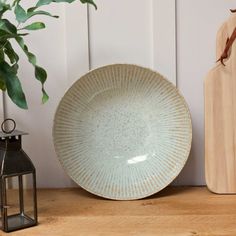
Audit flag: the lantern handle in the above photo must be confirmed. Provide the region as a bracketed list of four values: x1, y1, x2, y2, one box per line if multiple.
[1, 119, 16, 134]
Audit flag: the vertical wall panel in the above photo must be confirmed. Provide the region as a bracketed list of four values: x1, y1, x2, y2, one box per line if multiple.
[65, 2, 90, 86]
[88, 0, 153, 69]
[175, 0, 236, 185]
[152, 0, 176, 85]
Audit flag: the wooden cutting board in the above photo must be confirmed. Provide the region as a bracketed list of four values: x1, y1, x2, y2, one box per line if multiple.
[205, 15, 236, 193]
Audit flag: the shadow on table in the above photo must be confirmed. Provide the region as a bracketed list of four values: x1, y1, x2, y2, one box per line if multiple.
[75, 186, 200, 201]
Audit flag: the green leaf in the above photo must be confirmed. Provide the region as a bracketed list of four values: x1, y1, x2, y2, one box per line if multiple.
[0, 49, 4, 62]
[35, 66, 49, 103]
[16, 37, 48, 104]
[4, 41, 19, 64]
[35, 65, 47, 84]
[0, 1, 11, 18]
[0, 80, 6, 91]
[12, 0, 20, 7]
[18, 33, 29, 36]
[0, 19, 17, 34]
[22, 22, 45, 30]
[36, 0, 74, 7]
[26, 10, 59, 21]
[36, 0, 97, 9]
[36, 0, 54, 7]
[14, 3, 27, 23]
[80, 0, 97, 9]
[27, 7, 38, 13]
[14, 3, 58, 23]
[0, 73, 6, 91]
[42, 87, 49, 103]
[11, 63, 19, 74]
[0, 20, 18, 41]
[0, 61, 27, 109]
[0, 1, 10, 11]
[55, 0, 75, 2]
[0, 33, 18, 41]
[16, 37, 36, 64]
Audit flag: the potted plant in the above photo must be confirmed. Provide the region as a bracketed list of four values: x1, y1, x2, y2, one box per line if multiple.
[0, 0, 96, 109]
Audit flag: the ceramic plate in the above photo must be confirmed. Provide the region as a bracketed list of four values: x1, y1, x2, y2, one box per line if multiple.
[53, 64, 192, 200]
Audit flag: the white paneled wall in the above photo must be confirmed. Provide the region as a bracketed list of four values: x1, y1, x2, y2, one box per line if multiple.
[153, 0, 176, 85]
[89, 0, 154, 69]
[1, 1, 234, 187]
[174, 0, 236, 185]
[65, 2, 90, 86]
[88, 0, 176, 84]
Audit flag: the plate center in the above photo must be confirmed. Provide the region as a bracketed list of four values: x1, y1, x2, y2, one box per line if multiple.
[81, 91, 150, 161]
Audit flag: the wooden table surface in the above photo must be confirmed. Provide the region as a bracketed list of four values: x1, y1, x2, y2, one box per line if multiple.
[2, 187, 236, 236]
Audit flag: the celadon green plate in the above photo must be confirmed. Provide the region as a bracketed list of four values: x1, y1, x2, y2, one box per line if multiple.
[53, 64, 192, 200]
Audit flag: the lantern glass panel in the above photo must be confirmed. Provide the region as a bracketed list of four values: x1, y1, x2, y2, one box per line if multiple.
[5, 176, 20, 216]
[3, 174, 36, 231]
[22, 173, 35, 220]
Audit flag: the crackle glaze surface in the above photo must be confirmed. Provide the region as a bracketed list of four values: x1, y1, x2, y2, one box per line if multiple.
[53, 64, 192, 200]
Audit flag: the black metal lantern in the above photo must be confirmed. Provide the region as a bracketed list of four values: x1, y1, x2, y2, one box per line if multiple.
[0, 119, 37, 232]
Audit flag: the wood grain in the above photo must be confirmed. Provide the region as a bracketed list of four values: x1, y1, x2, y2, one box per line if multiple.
[205, 14, 236, 193]
[2, 187, 236, 236]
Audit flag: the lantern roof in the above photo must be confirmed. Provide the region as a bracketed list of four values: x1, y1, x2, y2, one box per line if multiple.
[0, 133, 35, 176]
[0, 130, 28, 138]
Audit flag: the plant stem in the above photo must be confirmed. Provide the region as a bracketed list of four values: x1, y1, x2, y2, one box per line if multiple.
[0, 41, 8, 51]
